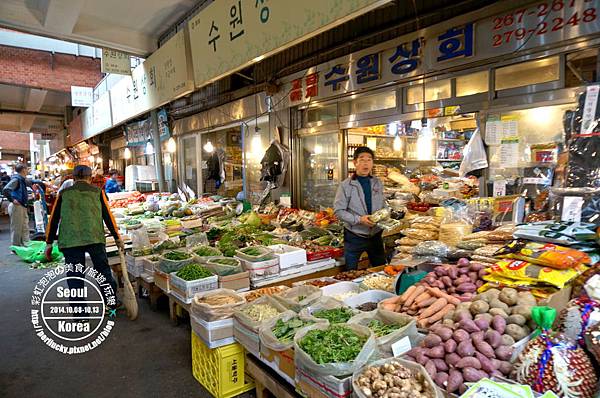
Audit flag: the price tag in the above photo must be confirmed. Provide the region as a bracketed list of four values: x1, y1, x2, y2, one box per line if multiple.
[493, 180, 506, 197]
[561, 196, 584, 222]
[391, 336, 411, 357]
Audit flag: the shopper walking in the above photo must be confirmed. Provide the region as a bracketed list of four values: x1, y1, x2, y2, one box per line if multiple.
[104, 170, 122, 193]
[334, 146, 387, 270]
[3, 164, 31, 246]
[45, 165, 123, 310]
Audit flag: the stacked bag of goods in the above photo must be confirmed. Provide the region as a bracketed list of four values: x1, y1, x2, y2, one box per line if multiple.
[481, 238, 593, 300]
[457, 224, 516, 264]
[396, 216, 441, 255]
[512, 307, 598, 398]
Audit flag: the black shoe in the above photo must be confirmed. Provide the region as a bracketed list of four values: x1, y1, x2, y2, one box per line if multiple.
[106, 300, 124, 312]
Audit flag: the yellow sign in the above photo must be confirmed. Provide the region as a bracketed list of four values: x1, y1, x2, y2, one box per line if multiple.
[444, 106, 460, 116]
[188, 0, 390, 88]
[101, 49, 131, 75]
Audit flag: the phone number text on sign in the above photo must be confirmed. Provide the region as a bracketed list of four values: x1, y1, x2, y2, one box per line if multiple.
[491, 0, 597, 48]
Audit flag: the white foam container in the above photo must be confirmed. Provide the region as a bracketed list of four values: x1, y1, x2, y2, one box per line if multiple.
[268, 244, 307, 269]
[321, 281, 361, 301]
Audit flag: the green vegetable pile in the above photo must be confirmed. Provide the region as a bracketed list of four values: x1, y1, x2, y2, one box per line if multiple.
[272, 317, 313, 343]
[163, 250, 191, 261]
[241, 247, 263, 256]
[175, 263, 213, 281]
[312, 307, 354, 323]
[211, 258, 239, 266]
[299, 325, 366, 364]
[193, 246, 221, 257]
[367, 319, 401, 337]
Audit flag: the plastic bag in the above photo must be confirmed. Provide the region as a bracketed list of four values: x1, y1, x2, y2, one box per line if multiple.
[459, 128, 488, 177]
[273, 285, 322, 313]
[11, 241, 63, 263]
[489, 259, 587, 289]
[191, 288, 246, 322]
[130, 226, 151, 255]
[158, 250, 194, 273]
[412, 240, 450, 258]
[513, 221, 597, 245]
[456, 239, 487, 250]
[233, 295, 287, 333]
[402, 228, 437, 240]
[205, 257, 242, 276]
[348, 309, 417, 356]
[294, 323, 377, 377]
[352, 358, 441, 398]
[185, 232, 209, 247]
[396, 237, 422, 246]
[558, 297, 600, 350]
[473, 244, 504, 257]
[496, 240, 591, 270]
[549, 187, 600, 226]
[259, 310, 325, 352]
[299, 296, 354, 323]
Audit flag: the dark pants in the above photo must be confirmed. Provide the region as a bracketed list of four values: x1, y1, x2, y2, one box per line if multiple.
[62, 243, 117, 316]
[343, 229, 386, 271]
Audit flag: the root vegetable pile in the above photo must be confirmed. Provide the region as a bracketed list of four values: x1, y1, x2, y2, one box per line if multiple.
[354, 359, 436, 398]
[405, 318, 514, 395]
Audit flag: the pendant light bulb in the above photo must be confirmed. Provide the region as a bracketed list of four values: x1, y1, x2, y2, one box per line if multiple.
[167, 137, 177, 153]
[123, 147, 132, 160]
[393, 135, 402, 152]
[204, 140, 214, 153]
[145, 141, 154, 155]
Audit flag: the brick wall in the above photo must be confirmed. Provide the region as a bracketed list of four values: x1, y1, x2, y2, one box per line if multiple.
[0, 45, 103, 92]
[0, 131, 34, 151]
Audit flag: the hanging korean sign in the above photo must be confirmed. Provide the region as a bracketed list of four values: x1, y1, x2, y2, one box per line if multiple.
[124, 109, 171, 147]
[277, 0, 600, 106]
[187, 0, 391, 88]
[101, 49, 131, 75]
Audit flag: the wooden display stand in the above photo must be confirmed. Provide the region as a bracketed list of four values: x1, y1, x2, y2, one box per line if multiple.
[168, 291, 191, 326]
[245, 354, 301, 398]
[137, 276, 164, 311]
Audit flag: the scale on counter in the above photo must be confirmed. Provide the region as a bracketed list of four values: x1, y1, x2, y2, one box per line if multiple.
[391, 257, 432, 295]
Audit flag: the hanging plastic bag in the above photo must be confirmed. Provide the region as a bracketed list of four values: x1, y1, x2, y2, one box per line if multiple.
[191, 288, 246, 322]
[185, 232, 209, 248]
[348, 309, 418, 356]
[459, 128, 488, 177]
[130, 226, 152, 256]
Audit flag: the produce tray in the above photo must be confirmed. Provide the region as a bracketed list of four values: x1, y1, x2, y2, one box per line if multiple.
[306, 246, 343, 262]
[169, 273, 219, 304]
[235, 246, 274, 262]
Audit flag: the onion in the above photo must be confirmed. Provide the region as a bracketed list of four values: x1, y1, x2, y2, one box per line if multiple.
[457, 258, 470, 267]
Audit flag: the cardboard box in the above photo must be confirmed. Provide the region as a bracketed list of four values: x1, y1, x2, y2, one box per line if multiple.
[295, 362, 352, 398]
[219, 271, 250, 291]
[260, 346, 296, 381]
[191, 315, 235, 344]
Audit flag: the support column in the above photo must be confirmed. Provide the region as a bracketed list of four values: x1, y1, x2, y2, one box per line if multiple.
[150, 110, 166, 192]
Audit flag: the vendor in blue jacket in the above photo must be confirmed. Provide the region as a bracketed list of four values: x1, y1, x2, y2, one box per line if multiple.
[104, 170, 122, 193]
[334, 146, 386, 270]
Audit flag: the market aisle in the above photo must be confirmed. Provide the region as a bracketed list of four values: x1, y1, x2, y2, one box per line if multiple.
[0, 217, 243, 398]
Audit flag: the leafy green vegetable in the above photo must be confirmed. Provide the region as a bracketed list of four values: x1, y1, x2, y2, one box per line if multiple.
[367, 319, 401, 337]
[175, 263, 213, 281]
[193, 246, 221, 257]
[272, 317, 313, 343]
[312, 307, 354, 323]
[163, 250, 191, 261]
[299, 325, 366, 364]
[212, 258, 239, 266]
[241, 247, 262, 256]
[206, 227, 223, 241]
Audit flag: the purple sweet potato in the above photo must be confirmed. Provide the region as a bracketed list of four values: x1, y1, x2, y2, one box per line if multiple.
[474, 340, 496, 358]
[455, 357, 481, 369]
[424, 334, 442, 348]
[457, 340, 475, 357]
[458, 319, 480, 333]
[495, 345, 513, 361]
[445, 353, 461, 367]
[475, 352, 497, 374]
[444, 339, 457, 353]
[453, 329, 470, 343]
[425, 360, 437, 378]
[432, 358, 448, 372]
[447, 267, 458, 279]
[427, 346, 446, 359]
[469, 262, 484, 272]
[463, 367, 487, 382]
[433, 326, 453, 341]
[468, 272, 479, 283]
[492, 315, 506, 334]
[471, 331, 485, 343]
[456, 283, 477, 293]
[485, 330, 502, 348]
[495, 360, 513, 375]
[434, 372, 449, 387]
[446, 369, 463, 393]
[474, 318, 490, 331]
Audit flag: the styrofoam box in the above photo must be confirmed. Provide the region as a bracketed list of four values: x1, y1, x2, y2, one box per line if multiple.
[125, 254, 147, 278]
[295, 360, 352, 398]
[233, 318, 260, 358]
[236, 256, 280, 280]
[190, 314, 234, 344]
[268, 244, 307, 270]
[142, 257, 159, 274]
[344, 289, 395, 309]
[169, 273, 218, 304]
[321, 282, 361, 300]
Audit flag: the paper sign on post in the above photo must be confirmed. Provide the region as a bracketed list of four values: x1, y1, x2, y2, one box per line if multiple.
[493, 180, 506, 197]
[391, 336, 412, 357]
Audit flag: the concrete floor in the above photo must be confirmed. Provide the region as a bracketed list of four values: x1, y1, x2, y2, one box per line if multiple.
[0, 216, 255, 398]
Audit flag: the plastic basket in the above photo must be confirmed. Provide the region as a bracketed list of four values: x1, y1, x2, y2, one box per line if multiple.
[235, 245, 274, 262]
[191, 331, 254, 398]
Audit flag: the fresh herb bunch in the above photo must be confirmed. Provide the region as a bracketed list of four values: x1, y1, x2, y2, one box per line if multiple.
[299, 325, 366, 364]
[175, 263, 213, 281]
[241, 247, 262, 256]
[212, 258, 239, 266]
[272, 318, 313, 343]
[312, 307, 354, 323]
[163, 250, 191, 261]
[193, 246, 221, 257]
[367, 319, 401, 337]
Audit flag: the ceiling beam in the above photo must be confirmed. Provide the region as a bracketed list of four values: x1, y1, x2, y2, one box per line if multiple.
[43, 0, 85, 35]
[19, 88, 48, 131]
[0, 109, 63, 119]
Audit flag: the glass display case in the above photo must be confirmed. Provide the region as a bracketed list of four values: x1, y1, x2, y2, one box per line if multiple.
[299, 132, 340, 210]
[200, 127, 243, 197]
